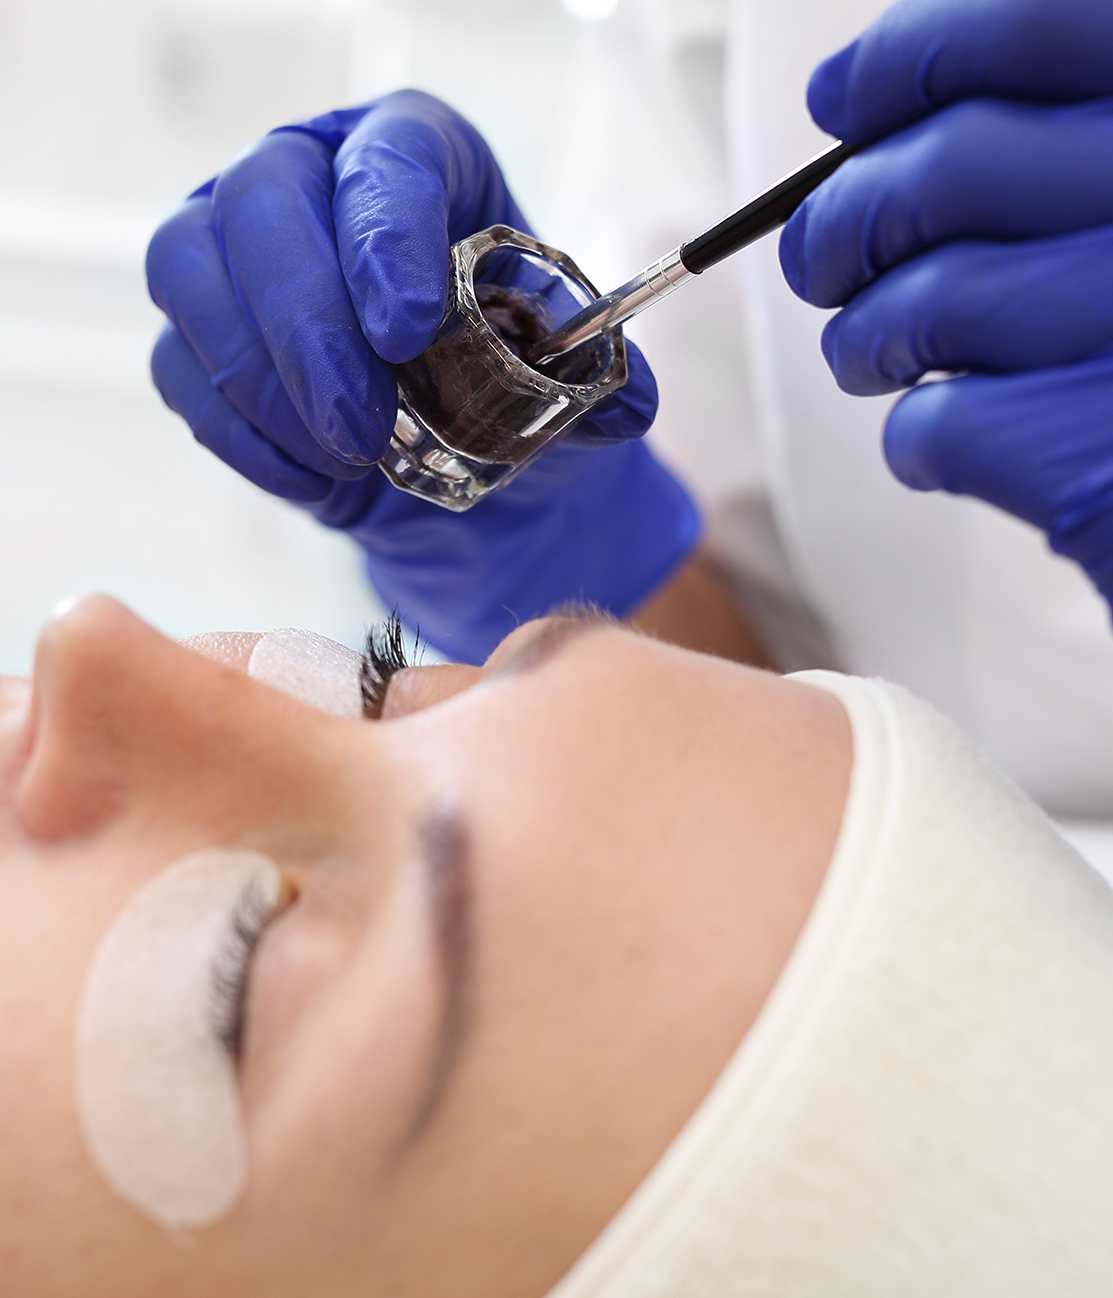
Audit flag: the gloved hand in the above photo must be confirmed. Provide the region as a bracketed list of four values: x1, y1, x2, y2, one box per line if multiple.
[147, 90, 698, 662]
[779, 0, 1113, 605]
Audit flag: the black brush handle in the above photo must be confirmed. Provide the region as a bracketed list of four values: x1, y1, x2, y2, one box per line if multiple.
[527, 139, 857, 366]
[680, 139, 858, 274]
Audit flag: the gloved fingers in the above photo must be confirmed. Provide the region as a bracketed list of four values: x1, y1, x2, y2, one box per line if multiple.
[210, 129, 398, 465]
[151, 324, 333, 503]
[882, 351, 1113, 531]
[272, 105, 375, 154]
[1047, 466, 1113, 599]
[332, 132, 451, 365]
[822, 225, 1113, 395]
[781, 96, 1113, 308]
[307, 469, 392, 534]
[562, 336, 660, 447]
[147, 198, 368, 481]
[332, 90, 531, 363]
[808, 0, 1113, 146]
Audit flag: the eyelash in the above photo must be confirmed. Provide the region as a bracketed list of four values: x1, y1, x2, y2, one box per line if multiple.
[360, 610, 422, 719]
[210, 878, 277, 1059]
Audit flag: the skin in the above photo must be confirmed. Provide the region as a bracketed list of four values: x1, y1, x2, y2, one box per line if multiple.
[0, 592, 849, 1298]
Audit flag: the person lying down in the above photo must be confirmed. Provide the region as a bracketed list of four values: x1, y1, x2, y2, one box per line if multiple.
[3, 593, 1112, 1298]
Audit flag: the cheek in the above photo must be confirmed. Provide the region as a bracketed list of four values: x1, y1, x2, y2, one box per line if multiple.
[0, 859, 118, 1268]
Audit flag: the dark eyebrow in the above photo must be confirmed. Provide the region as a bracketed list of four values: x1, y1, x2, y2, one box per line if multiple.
[398, 808, 475, 1151]
[395, 608, 617, 1149]
[486, 603, 620, 680]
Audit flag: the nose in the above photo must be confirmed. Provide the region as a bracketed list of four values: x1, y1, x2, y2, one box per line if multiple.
[16, 596, 344, 843]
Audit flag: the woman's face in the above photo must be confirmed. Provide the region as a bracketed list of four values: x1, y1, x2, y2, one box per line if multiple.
[0, 595, 850, 1298]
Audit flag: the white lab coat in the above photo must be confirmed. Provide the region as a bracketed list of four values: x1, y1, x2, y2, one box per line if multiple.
[364, 0, 1113, 839]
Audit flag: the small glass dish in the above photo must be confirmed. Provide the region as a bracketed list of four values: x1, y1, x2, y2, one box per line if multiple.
[379, 224, 628, 511]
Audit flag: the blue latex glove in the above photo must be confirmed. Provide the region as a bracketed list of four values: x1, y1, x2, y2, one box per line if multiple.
[147, 90, 698, 662]
[779, 0, 1113, 605]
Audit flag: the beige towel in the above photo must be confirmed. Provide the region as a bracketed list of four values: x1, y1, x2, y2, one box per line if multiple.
[548, 673, 1113, 1297]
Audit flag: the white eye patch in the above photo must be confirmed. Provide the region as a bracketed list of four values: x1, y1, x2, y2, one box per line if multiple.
[75, 849, 281, 1231]
[247, 627, 363, 720]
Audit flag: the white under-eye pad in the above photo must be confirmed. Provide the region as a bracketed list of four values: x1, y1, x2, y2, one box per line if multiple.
[76, 849, 282, 1231]
[248, 627, 363, 719]
[179, 630, 262, 670]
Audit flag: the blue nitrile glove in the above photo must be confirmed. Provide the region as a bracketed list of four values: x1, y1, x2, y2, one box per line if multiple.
[778, 0, 1113, 607]
[147, 90, 699, 662]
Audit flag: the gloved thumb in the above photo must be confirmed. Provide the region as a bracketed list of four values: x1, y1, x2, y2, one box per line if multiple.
[331, 90, 529, 365]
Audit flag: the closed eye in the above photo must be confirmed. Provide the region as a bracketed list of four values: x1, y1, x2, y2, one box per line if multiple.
[209, 876, 281, 1060]
[360, 611, 424, 720]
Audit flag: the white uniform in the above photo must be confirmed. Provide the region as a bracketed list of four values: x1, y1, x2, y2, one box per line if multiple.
[361, 0, 1113, 839]
[720, 0, 1113, 829]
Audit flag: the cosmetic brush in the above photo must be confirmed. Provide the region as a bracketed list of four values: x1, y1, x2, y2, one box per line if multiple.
[526, 139, 857, 368]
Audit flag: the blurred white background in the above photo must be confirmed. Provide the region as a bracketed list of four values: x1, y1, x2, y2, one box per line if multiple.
[0, 0, 738, 671]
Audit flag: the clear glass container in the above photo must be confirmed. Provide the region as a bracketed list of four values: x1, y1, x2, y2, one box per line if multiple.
[379, 224, 628, 512]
